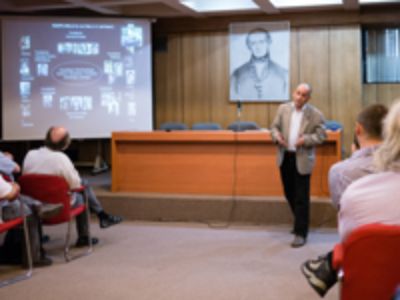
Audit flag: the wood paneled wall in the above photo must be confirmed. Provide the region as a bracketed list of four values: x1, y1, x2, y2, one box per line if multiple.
[154, 25, 363, 155]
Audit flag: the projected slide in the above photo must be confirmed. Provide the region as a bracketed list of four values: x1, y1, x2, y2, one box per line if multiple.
[2, 18, 152, 140]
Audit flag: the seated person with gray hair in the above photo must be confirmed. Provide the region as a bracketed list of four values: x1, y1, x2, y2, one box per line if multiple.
[22, 126, 122, 247]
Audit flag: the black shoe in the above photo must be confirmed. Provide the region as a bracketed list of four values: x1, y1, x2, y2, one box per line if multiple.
[41, 234, 50, 244]
[291, 235, 306, 248]
[33, 255, 53, 267]
[23, 253, 53, 268]
[100, 214, 123, 229]
[301, 255, 338, 297]
[75, 236, 99, 248]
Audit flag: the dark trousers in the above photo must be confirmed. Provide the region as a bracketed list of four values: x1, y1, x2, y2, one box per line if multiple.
[0, 214, 44, 265]
[73, 196, 90, 238]
[280, 151, 311, 238]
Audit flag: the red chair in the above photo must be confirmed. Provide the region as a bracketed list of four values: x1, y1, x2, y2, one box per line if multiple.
[333, 223, 400, 300]
[18, 174, 93, 262]
[0, 200, 33, 288]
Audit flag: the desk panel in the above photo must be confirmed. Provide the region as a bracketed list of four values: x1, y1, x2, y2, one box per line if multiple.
[112, 130, 341, 197]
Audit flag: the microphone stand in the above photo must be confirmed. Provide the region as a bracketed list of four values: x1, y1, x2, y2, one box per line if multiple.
[236, 101, 242, 132]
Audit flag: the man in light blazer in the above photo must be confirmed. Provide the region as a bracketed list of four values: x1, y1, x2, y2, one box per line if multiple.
[270, 83, 326, 247]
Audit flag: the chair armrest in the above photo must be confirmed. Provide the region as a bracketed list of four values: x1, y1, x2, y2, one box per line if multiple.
[332, 243, 343, 271]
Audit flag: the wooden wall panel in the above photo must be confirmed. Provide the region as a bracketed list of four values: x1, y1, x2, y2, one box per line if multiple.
[376, 85, 400, 107]
[362, 84, 377, 106]
[207, 33, 235, 128]
[329, 25, 362, 155]
[154, 46, 167, 128]
[154, 25, 364, 153]
[154, 34, 184, 128]
[363, 84, 400, 108]
[181, 33, 211, 127]
[297, 27, 330, 118]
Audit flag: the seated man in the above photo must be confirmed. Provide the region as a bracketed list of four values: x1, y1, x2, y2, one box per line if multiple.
[0, 150, 62, 222]
[329, 104, 387, 210]
[0, 151, 20, 223]
[22, 126, 122, 246]
[0, 176, 52, 267]
[301, 103, 388, 297]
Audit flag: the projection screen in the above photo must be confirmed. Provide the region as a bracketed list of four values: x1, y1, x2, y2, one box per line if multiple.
[2, 17, 153, 140]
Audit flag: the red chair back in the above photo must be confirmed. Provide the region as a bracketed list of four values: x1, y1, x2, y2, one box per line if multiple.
[336, 223, 400, 300]
[18, 174, 84, 225]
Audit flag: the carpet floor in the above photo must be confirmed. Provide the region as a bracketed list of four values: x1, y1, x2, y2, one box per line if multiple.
[0, 221, 339, 300]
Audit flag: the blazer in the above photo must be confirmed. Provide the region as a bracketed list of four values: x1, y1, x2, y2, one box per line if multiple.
[270, 102, 326, 175]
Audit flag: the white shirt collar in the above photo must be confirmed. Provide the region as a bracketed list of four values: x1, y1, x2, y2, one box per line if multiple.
[291, 102, 308, 112]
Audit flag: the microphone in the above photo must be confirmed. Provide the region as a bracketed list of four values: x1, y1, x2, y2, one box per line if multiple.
[237, 101, 242, 118]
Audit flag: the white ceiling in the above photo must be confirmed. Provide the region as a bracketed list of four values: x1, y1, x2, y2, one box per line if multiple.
[0, 0, 398, 18]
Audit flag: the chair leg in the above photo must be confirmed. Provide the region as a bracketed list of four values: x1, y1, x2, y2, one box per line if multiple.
[0, 215, 33, 288]
[84, 194, 93, 253]
[64, 219, 73, 262]
[64, 189, 93, 262]
[22, 215, 33, 275]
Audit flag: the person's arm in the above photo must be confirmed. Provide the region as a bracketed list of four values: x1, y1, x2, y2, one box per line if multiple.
[58, 154, 82, 189]
[299, 110, 326, 147]
[328, 163, 352, 210]
[0, 151, 20, 175]
[270, 104, 288, 147]
[3, 183, 20, 201]
[0, 176, 19, 201]
[338, 190, 359, 242]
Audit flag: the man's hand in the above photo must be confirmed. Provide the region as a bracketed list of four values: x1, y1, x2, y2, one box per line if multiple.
[295, 135, 305, 147]
[3, 182, 20, 202]
[276, 133, 288, 148]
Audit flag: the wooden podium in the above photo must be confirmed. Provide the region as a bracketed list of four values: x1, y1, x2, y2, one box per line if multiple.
[111, 130, 341, 197]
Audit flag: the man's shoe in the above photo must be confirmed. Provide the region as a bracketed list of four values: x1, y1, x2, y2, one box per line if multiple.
[23, 254, 53, 268]
[33, 255, 53, 267]
[36, 203, 63, 219]
[301, 255, 338, 297]
[100, 214, 123, 229]
[41, 234, 50, 244]
[75, 236, 99, 248]
[291, 235, 306, 248]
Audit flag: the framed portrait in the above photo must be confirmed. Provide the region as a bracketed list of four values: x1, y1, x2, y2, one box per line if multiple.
[229, 21, 290, 102]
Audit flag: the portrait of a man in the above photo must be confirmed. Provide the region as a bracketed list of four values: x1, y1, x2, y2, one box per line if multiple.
[230, 22, 290, 101]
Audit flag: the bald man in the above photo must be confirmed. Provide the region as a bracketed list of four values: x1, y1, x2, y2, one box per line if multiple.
[22, 126, 122, 247]
[271, 83, 326, 247]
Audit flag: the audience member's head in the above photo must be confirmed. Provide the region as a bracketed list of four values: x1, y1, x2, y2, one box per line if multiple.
[374, 100, 400, 171]
[356, 103, 388, 141]
[44, 126, 71, 151]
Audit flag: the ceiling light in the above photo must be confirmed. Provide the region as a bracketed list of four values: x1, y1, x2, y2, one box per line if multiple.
[180, 0, 258, 12]
[360, 0, 400, 4]
[270, 0, 342, 8]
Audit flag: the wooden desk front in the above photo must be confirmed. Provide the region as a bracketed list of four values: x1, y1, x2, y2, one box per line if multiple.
[111, 131, 341, 197]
